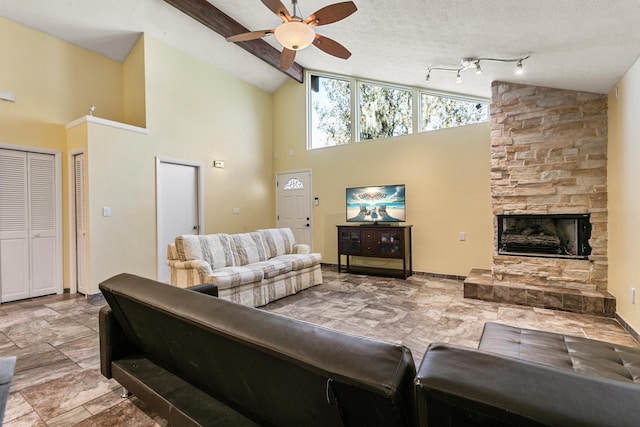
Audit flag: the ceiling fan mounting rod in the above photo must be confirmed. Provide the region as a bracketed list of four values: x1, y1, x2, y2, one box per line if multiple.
[290, 0, 303, 20]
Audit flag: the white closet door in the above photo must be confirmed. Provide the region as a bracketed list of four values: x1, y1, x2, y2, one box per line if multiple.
[28, 153, 57, 297]
[0, 149, 30, 302]
[74, 153, 88, 294]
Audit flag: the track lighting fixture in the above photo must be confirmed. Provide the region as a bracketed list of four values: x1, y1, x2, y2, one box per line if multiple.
[425, 53, 530, 84]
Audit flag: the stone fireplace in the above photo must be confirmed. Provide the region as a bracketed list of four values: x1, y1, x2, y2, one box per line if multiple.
[464, 81, 614, 316]
[497, 214, 591, 259]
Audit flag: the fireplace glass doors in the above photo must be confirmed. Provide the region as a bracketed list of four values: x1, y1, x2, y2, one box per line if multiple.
[497, 214, 591, 259]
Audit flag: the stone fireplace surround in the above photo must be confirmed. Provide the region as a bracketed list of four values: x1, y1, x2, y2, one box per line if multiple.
[464, 81, 614, 316]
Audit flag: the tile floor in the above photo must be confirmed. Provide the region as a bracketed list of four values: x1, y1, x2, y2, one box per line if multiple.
[1, 268, 638, 425]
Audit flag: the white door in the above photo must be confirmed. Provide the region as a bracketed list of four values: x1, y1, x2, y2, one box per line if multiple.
[156, 159, 202, 283]
[0, 150, 30, 301]
[74, 153, 88, 294]
[28, 153, 57, 297]
[276, 170, 312, 247]
[0, 149, 57, 302]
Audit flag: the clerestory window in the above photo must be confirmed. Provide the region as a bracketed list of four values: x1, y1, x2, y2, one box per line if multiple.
[308, 72, 488, 149]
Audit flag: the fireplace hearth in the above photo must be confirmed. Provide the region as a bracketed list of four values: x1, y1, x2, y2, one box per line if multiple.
[497, 214, 591, 260]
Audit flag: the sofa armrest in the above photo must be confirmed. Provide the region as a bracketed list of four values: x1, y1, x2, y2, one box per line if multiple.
[167, 259, 211, 276]
[415, 342, 640, 427]
[99, 306, 138, 379]
[166, 259, 213, 275]
[293, 244, 311, 254]
[187, 283, 219, 297]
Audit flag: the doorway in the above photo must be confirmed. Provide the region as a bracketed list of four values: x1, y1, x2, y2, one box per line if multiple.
[156, 157, 203, 283]
[276, 170, 313, 247]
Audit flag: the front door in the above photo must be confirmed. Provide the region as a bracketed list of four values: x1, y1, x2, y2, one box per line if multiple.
[276, 170, 312, 247]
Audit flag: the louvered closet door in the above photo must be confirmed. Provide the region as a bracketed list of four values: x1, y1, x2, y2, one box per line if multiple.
[28, 153, 57, 297]
[74, 153, 87, 294]
[0, 150, 30, 301]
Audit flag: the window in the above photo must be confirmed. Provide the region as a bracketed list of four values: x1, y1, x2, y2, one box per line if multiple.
[283, 178, 304, 190]
[420, 94, 488, 131]
[310, 75, 351, 149]
[307, 72, 488, 149]
[359, 82, 412, 141]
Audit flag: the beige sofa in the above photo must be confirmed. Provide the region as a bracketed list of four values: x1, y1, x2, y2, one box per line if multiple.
[167, 228, 322, 307]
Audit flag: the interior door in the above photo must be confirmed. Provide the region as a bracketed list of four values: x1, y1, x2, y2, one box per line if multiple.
[0, 149, 30, 302]
[28, 153, 57, 297]
[276, 170, 312, 247]
[74, 153, 88, 294]
[157, 159, 201, 283]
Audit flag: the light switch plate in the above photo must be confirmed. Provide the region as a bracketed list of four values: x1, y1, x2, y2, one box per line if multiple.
[103, 207, 111, 217]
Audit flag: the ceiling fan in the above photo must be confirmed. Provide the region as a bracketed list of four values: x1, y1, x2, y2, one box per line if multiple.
[226, 0, 357, 71]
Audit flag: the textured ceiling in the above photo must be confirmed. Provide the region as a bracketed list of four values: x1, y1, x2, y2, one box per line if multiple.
[2, 0, 640, 98]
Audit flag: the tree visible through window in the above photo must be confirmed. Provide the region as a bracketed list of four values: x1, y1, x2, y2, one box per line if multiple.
[310, 75, 351, 148]
[308, 73, 488, 149]
[359, 82, 412, 141]
[421, 94, 488, 131]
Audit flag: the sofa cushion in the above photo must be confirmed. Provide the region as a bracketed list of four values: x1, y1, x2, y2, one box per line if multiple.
[208, 266, 264, 290]
[249, 259, 293, 279]
[175, 234, 233, 269]
[259, 228, 296, 258]
[230, 232, 268, 266]
[273, 253, 322, 271]
[175, 235, 203, 262]
[478, 322, 640, 384]
[200, 234, 234, 270]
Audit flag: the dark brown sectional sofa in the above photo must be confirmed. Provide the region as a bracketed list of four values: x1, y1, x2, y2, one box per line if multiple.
[99, 273, 640, 426]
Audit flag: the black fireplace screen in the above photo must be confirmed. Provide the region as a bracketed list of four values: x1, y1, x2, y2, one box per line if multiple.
[497, 214, 591, 259]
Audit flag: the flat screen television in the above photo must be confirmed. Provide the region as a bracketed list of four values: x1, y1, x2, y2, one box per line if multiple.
[346, 184, 406, 223]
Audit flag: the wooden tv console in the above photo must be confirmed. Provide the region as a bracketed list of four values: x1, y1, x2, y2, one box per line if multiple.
[337, 225, 412, 279]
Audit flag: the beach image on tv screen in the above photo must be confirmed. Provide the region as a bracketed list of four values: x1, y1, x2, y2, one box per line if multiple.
[346, 185, 405, 222]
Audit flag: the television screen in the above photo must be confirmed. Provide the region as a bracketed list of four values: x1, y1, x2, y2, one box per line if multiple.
[346, 184, 406, 223]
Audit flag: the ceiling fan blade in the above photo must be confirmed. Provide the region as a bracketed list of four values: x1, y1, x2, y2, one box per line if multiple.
[305, 1, 357, 26]
[280, 48, 297, 71]
[226, 30, 274, 43]
[312, 34, 351, 59]
[261, 0, 291, 22]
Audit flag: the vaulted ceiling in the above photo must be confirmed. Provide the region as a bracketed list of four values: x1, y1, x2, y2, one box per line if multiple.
[2, 0, 640, 98]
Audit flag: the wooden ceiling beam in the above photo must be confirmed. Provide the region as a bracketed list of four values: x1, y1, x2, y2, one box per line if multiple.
[163, 0, 304, 83]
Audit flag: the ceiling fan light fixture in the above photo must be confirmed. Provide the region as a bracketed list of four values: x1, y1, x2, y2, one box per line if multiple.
[274, 20, 315, 50]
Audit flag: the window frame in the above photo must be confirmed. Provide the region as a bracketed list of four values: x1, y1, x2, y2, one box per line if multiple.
[306, 70, 489, 150]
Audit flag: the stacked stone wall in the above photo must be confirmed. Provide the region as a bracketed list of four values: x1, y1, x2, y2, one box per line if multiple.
[490, 81, 608, 291]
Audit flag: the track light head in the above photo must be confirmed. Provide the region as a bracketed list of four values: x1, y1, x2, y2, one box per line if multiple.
[425, 53, 530, 85]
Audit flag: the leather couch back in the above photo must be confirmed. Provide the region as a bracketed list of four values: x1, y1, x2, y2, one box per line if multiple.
[100, 273, 417, 427]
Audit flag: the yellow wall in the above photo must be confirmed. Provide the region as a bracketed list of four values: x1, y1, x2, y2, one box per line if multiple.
[2, 19, 275, 294]
[272, 79, 494, 276]
[0, 18, 125, 289]
[123, 35, 146, 128]
[608, 56, 640, 332]
[81, 36, 274, 293]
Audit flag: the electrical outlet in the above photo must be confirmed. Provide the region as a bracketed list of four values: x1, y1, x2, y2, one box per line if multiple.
[459, 232, 466, 241]
[102, 207, 111, 217]
[232, 207, 240, 214]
